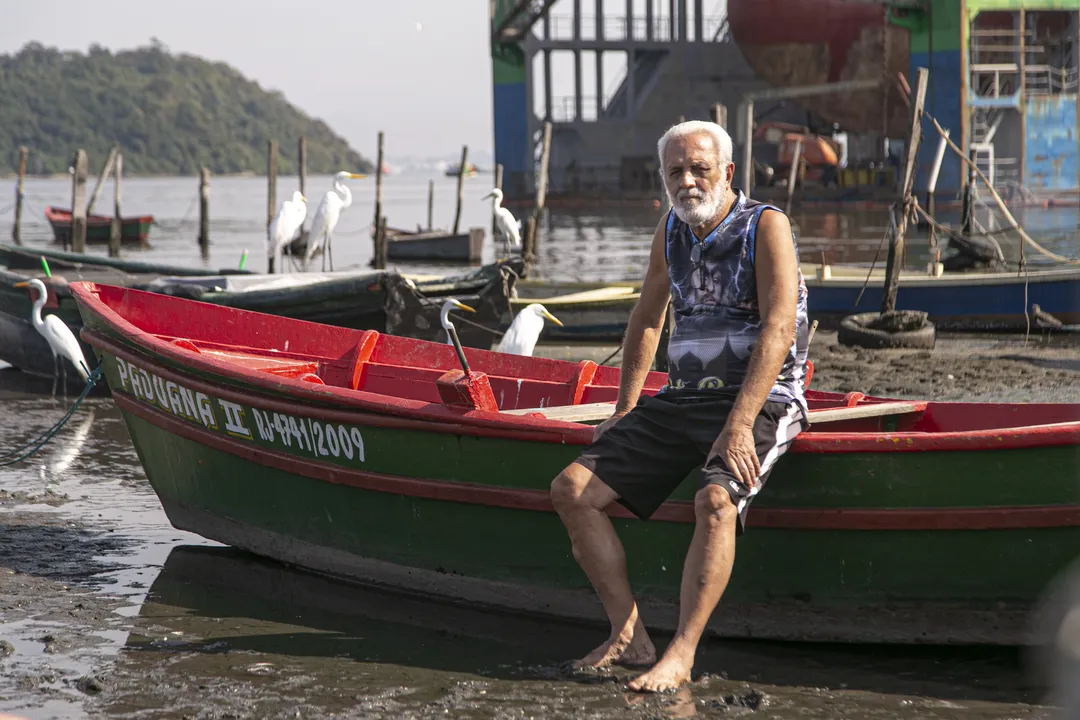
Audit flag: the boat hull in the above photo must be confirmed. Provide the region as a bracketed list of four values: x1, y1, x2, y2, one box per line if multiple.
[0, 258, 522, 384]
[45, 207, 153, 247]
[805, 266, 1080, 330]
[385, 227, 485, 263]
[79, 326, 1080, 645]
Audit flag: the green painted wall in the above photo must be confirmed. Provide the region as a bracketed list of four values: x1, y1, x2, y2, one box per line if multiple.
[897, 0, 965, 54]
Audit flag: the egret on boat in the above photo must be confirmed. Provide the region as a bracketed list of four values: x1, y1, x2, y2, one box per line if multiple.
[305, 171, 365, 271]
[14, 278, 90, 397]
[480, 188, 521, 254]
[495, 303, 563, 357]
[268, 190, 307, 273]
[439, 298, 476, 374]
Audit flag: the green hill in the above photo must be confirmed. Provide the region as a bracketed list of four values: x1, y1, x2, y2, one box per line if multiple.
[0, 39, 372, 176]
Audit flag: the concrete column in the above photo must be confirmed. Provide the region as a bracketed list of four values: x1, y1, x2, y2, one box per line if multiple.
[646, 0, 654, 40]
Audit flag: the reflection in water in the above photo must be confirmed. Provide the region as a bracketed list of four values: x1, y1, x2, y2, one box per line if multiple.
[38, 408, 95, 486]
[87, 545, 1051, 719]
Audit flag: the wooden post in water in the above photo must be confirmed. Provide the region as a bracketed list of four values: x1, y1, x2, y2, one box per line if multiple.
[373, 215, 388, 269]
[740, 101, 754, 194]
[298, 136, 307, 197]
[453, 145, 469, 235]
[427, 179, 434, 230]
[526, 121, 553, 261]
[71, 150, 88, 253]
[86, 146, 118, 215]
[710, 103, 727, 128]
[374, 131, 385, 238]
[266, 140, 278, 248]
[784, 138, 803, 216]
[109, 153, 123, 257]
[198, 168, 211, 254]
[12, 147, 27, 246]
[492, 163, 504, 240]
[881, 67, 928, 315]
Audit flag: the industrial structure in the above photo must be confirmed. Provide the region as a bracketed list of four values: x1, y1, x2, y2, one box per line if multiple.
[489, 0, 1080, 205]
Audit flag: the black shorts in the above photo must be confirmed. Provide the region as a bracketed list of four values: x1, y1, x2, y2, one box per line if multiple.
[574, 391, 805, 533]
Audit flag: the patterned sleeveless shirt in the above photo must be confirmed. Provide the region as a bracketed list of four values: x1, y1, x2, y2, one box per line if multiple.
[661, 189, 810, 417]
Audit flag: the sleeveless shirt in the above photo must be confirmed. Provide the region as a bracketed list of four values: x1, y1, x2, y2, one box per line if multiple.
[661, 189, 810, 417]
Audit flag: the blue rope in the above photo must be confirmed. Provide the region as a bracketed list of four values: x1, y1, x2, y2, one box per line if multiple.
[0, 365, 104, 467]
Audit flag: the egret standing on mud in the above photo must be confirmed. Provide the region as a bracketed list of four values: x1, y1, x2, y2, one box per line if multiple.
[495, 303, 563, 357]
[305, 171, 365, 271]
[480, 188, 521, 254]
[439, 298, 477, 374]
[15, 278, 90, 397]
[268, 191, 307, 273]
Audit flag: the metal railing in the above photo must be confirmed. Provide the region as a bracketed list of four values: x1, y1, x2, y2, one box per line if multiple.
[537, 13, 726, 42]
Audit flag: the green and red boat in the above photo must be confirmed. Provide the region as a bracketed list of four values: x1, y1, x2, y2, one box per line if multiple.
[69, 281, 1080, 646]
[45, 206, 154, 248]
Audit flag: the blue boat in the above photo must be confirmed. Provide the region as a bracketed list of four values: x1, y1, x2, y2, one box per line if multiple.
[803, 265, 1080, 331]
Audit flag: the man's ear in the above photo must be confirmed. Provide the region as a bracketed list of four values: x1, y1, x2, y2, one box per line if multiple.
[725, 162, 735, 186]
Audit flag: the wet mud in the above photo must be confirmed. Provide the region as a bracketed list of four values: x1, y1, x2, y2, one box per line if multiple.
[0, 338, 1075, 718]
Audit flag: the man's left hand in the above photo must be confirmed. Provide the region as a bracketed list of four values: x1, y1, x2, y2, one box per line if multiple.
[707, 420, 761, 489]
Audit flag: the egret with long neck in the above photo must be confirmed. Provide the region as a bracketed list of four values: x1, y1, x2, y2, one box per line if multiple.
[14, 278, 90, 397]
[480, 188, 521, 254]
[439, 298, 476, 374]
[305, 171, 364, 271]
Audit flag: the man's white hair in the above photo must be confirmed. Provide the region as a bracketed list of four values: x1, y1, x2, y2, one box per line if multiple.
[657, 120, 733, 170]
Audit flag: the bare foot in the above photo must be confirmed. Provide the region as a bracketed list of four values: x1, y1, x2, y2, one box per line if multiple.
[627, 647, 694, 692]
[574, 622, 656, 669]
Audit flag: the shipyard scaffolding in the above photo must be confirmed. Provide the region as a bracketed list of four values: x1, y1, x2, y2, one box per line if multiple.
[489, 0, 815, 202]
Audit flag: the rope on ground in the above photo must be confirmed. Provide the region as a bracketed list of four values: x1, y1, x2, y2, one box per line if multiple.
[0, 365, 103, 467]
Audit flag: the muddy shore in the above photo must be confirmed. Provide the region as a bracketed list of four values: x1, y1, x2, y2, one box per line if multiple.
[1, 331, 1077, 719]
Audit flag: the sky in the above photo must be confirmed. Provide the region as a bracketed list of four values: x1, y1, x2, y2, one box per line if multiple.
[0, 1, 730, 164]
[0, 0, 498, 163]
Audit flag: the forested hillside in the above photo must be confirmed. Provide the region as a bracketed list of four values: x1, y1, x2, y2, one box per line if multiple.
[0, 40, 371, 175]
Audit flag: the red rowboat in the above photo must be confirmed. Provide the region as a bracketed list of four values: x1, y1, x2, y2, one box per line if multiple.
[70, 281, 1080, 645]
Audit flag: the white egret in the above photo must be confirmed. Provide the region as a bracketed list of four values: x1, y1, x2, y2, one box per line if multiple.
[480, 188, 521, 254]
[305, 171, 365, 271]
[439, 298, 477, 374]
[268, 190, 307, 273]
[495, 303, 563, 357]
[15, 279, 90, 397]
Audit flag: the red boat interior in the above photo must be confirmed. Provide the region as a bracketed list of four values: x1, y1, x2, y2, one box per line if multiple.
[85, 284, 1080, 434]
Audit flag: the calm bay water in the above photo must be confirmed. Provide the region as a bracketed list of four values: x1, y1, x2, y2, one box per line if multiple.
[9, 173, 1080, 281]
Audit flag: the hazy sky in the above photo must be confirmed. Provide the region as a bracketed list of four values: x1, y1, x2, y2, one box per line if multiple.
[0, 0, 497, 162]
[1, 1, 729, 163]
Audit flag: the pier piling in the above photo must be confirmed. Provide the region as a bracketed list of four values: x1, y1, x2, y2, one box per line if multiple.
[109, 153, 123, 257]
[453, 145, 468, 235]
[70, 150, 88, 253]
[198, 168, 211, 255]
[12, 147, 27, 246]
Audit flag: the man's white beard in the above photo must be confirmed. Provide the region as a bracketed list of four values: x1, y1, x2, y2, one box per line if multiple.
[669, 184, 726, 227]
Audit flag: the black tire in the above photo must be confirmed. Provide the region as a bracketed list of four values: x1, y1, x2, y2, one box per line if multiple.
[837, 311, 936, 349]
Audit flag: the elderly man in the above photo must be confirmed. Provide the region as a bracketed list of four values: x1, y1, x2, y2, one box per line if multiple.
[549, 120, 810, 692]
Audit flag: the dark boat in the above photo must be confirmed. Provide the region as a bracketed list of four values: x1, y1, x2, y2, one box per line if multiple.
[0, 244, 523, 390]
[383, 225, 486, 263]
[45, 206, 154, 248]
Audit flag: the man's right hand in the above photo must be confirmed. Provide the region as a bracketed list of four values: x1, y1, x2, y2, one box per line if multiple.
[593, 411, 629, 442]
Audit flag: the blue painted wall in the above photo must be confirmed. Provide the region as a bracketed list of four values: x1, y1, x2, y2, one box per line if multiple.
[1025, 95, 1079, 193]
[493, 81, 529, 197]
[910, 49, 965, 196]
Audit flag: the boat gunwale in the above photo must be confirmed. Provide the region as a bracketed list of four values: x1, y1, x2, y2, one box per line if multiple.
[70, 280, 1080, 454]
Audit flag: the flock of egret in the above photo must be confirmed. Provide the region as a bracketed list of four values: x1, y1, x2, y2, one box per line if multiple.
[16, 177, 555, 397]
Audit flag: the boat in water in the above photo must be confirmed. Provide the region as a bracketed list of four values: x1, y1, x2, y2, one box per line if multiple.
[45, 206, 155, 248]
[69, 280, 1080, 645]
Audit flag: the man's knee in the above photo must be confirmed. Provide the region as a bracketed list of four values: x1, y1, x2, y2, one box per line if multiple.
[694, 484, 738, 526]
[550, 462, 612, 515]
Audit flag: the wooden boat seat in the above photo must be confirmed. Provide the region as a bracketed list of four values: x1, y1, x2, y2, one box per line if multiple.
[502, 399, 928, 425]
